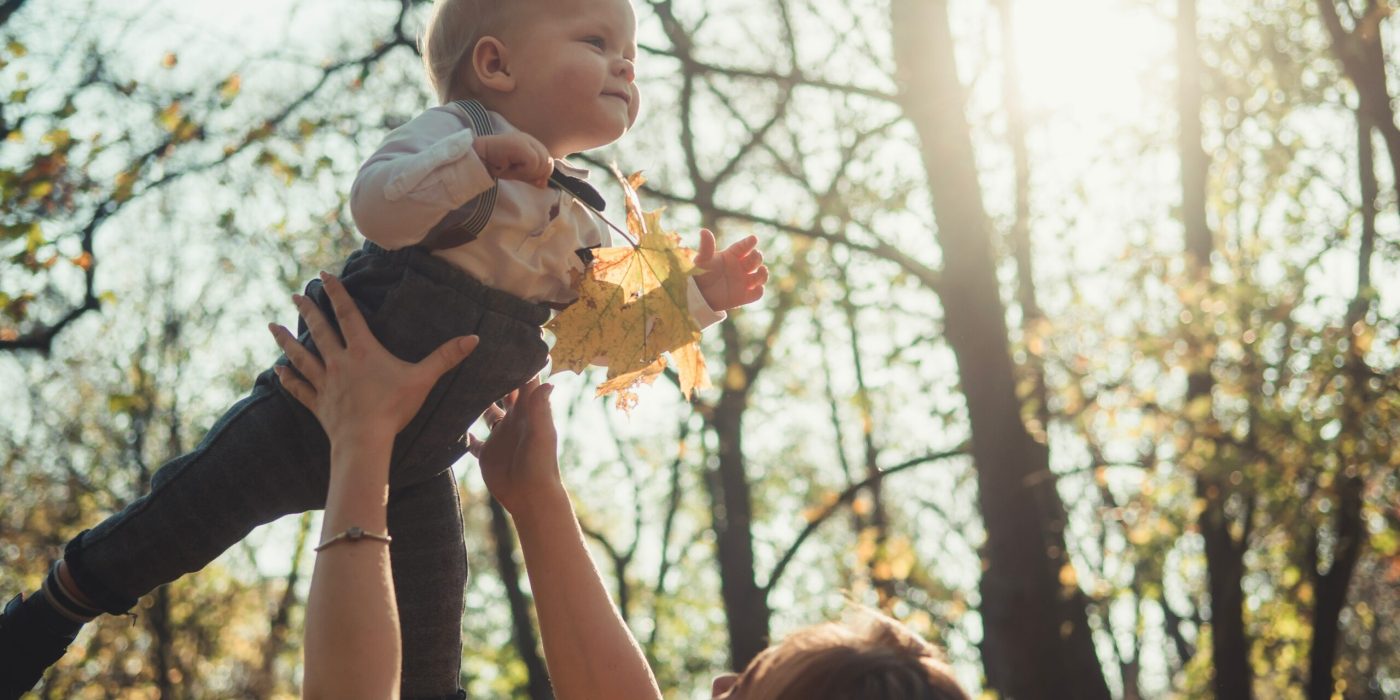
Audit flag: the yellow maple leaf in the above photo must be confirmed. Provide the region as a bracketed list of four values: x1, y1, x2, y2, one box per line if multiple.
[669, 338, 711, 399]
[545, 172, 710, 409]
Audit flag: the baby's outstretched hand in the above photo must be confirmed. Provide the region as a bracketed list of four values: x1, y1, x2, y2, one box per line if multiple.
[693, 229, 768, 312]
[473, 132, 553, 189]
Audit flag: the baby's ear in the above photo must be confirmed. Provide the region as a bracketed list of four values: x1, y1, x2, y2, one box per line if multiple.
[472, 36, 515, 92]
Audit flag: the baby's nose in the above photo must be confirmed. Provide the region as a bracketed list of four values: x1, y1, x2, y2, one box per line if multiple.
[616, 58, 636, 82]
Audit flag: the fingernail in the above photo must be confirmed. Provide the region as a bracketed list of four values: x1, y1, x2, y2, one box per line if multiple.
[318, 270, 330, 281]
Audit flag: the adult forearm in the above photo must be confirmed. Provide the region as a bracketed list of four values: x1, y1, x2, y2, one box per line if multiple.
[303, 437, 401, 700]
[513, 489, 662, 700]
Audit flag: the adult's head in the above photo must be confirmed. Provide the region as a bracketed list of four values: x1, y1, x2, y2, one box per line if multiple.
[474, 383, 971, 700]
[710, 609, 969, 700]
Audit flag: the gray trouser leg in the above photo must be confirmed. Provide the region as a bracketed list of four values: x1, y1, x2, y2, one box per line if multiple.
[390, 468, 468, 698]
[65, 377, 329, 612]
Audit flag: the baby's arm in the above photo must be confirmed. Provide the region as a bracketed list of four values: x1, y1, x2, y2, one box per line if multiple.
[351, 108, 552, 248]
[351, 108, 495, 248]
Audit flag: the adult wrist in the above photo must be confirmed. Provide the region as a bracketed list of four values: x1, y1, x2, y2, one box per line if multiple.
[510, 483, 573, 528]
[328, 425, 396, 452]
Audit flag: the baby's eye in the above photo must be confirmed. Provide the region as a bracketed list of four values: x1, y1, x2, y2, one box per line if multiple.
[582, 37, 605, 49]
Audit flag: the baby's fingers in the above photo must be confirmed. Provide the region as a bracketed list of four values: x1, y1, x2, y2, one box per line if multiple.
[750, 264, 770, 287]
[532, 147, 554, 188]
[269, 323, 326, 388]
[694, 229, 716, 267]
[723, 235, 759, 258]
[737, 246, 764, 273]
[515, 146, 551, 188]
[739, 266, 769, 305]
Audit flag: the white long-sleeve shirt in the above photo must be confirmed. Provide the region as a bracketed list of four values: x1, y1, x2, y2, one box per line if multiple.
[350, 101, 725, 328]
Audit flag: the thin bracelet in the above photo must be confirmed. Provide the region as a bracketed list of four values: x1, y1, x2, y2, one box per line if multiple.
[315, 526, 393, 552]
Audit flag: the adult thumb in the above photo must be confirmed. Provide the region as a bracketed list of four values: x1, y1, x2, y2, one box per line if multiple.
[529, 383, 555, 420]
[420, 335, 479, 380]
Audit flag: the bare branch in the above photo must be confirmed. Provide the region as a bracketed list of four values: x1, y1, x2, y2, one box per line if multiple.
[1, 27, 414, 353]
[625, 178, 944, 295]
[638, 44, 898, 104]
[762, 448, 967, 595]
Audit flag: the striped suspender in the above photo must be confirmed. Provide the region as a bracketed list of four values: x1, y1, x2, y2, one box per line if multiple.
[418, 99, 500, 250]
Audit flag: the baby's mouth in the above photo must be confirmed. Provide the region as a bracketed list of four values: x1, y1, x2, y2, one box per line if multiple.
[603, 91, 630, 105]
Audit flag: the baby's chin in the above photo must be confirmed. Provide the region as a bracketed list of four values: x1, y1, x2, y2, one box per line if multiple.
[561, 124, 631, 155]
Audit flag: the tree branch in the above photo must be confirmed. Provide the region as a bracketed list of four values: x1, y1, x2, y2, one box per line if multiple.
[762, 448, 966, 595]
[638, 44, 898, 104]
[0, 30, 414, 353]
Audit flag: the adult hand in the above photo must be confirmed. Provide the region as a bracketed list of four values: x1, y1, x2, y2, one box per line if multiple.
[268, 271, 479, 445]
[693, 229, 768, 312]
[468, 378, 562, 516]
[473, 132, 554, 189]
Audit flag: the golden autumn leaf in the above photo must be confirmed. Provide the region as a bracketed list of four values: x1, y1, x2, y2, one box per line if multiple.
[218, 73, 242, 103]
[670, 339, 711, 398]
[545, 171, 710, 409]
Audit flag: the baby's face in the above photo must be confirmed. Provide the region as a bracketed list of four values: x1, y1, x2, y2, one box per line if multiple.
[505, 0, 640, 156]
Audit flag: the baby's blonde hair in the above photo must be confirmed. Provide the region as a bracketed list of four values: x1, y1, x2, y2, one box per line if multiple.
[420, 0, 520, 104]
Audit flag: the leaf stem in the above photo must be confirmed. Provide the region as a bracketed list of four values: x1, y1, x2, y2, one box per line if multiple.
[556, 168, 640, 248]
[577, 196, 639, 248]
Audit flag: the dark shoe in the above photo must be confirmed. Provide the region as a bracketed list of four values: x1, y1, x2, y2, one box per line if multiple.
[0, 592, 82, 699]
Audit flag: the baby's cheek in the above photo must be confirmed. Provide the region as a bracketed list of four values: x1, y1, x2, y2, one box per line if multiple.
[627, 85, 642, 126]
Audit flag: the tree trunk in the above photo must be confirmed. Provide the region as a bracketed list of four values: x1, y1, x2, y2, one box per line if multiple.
[149, 585, 175, 699]
[994, 0, 1049, 438]
[254, 513, 312, 698]
[1306, 107, 1376, 700]
[707, 386, 771, 670]
[489, 497, 554, 700]
[1178, 1, 1253, 696]
[1316, 0, 1400, 208]
[888, 1, 1110, 697]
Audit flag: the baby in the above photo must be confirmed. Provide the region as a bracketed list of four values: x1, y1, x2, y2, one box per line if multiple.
[0, 0, 767, 698]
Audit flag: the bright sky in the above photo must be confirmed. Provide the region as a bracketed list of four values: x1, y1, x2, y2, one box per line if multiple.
[1012, 0, 1172, 120]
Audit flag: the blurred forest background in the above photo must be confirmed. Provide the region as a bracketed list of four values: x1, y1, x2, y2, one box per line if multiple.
[2, 0, 1398, 697]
